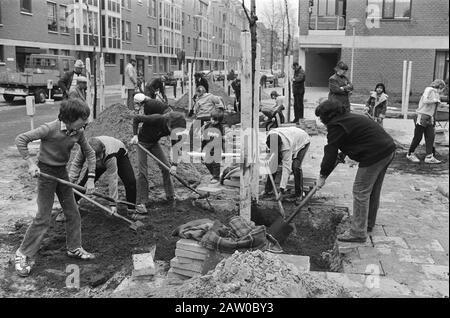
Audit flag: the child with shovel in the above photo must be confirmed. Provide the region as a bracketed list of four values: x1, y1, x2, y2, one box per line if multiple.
[14, 98, 97, 277]
[63, 136, 147, 222]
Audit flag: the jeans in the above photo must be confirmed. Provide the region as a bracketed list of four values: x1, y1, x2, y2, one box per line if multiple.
[409, 123, 435, 155]
[19, 163, 82, 257]
[137, 142, 174, 203]
[293, 90, 305, 121]
[265, 143, 310, 196]
[76, 152, 137, 209]
[350, 152, 395, 238]
[127, 89, 135, 110]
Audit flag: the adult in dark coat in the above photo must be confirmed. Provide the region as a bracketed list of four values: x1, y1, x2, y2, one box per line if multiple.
[144, 76, 168, 103]
[328, 61, 353, 112]
[316, 100, 395, 243]
[292, 63, 306, 122]
[231, 78, 241, 112]
[58, 60, 85, 99]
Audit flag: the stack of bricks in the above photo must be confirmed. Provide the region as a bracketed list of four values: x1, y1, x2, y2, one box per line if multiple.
[168, 239, 229, 280]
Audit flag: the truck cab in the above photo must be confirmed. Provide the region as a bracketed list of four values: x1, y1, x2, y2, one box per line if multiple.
[0, 54, 76, 103]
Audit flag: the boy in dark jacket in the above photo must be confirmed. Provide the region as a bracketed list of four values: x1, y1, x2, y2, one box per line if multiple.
[202, 108, 225, 184]
[144, 76, 168, 103]
[130, 112, 186, 205]
[316, 100, 395, 243]
[14, 98, 97, 277]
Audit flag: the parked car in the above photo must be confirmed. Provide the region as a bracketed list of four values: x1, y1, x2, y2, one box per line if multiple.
[0, 54, 75, 103]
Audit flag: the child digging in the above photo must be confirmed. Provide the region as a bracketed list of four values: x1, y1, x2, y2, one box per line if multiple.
[14, 98, 97, 277]
[202, 108, 225, 184]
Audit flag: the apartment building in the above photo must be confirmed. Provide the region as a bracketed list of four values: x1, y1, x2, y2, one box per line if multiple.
[257, 22, 283, 71]
[0, 0, 246, 86]
[297, 0, 449, 95]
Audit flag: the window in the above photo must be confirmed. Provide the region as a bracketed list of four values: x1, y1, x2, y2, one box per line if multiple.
[0, 1, 3, 25]
[147, 0, 156, 17]
[0, 45, 4, 63]
[148, 56, 153, 66]
[369, 0, 411, 19]
[61, 49, 70, 56]
[47, 2, 57, 32]
[147, 27, 156, 45]
[59, 5, 69, 33]
[21, 0, 32, 13]
[434, 51, 449, 81]
[137, 24, 142, 36]
[49, 48, 58, 55]
[123, 21, 131, 41]
[104, 53, 116, 65]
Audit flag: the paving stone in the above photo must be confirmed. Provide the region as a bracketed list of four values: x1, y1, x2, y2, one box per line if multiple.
[380, 259, 426, 285]
[170, 257, 203, 273]
[132, 253, 156, 277]
[357, 245, 392, 259]
[404, 238, 446, 252]
[325, 272, 365, 289]
[430, 252, 449, 266]
[196, 186, 223, 194]
[175, 248, 208, 261]
[372, 236, 408, 249]
[359, 277, 412, 298]
[368, 225, 386, 237]
[410, 280, 449, 298]
[278, 254, 310, 272]
[337, 240, 372, 255]
[395, 248, 435, 264]
[342, 258, 385, 276]
[421, 265, 449, 281]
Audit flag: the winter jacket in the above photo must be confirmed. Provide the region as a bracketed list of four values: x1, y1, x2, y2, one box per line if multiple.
[68, 87, 87, 103]
[133, 114, 171, 144]
[145, 77, 167, 101]
[193, 93, 224, 120]
[328, 73, 353, 111]
[320, 112, 395, 178]
[195, 77, 209, 93]
[292, 67, 306, 93]
[365, 92, 388, 119]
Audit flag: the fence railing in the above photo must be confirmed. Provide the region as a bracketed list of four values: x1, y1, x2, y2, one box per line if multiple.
[309, 15, 346, 30]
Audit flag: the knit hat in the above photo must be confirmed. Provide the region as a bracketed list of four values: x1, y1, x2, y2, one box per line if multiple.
[134, 93, 146, 103]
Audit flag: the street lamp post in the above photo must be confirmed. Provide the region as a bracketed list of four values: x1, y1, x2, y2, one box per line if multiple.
[348, 18, 359, 83]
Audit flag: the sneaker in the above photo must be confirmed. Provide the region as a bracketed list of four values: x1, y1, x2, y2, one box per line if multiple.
[55, 212, 66, 222]
[406, 153, 420, 163]
[128, 212, 147, 221]
[424, 155, 441, 164]
[67, 247, 96, 260]
[15, 250, 32, 277]
[337, 231, 367, 243]
[210, 178, 220, 185]
[135, 204, 148, 215]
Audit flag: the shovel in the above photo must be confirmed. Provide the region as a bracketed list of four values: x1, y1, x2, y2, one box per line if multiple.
[39, 172, 144, 231]
[39, 172, 137, 208]
[268, 158, 344, 243]
[73, 189, 144, 232]
[137, 143, 215, 212]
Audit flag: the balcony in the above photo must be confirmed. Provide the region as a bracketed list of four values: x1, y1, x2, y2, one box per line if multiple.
[309, 15, 346, 30]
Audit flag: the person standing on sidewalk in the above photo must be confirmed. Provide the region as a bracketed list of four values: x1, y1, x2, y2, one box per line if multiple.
[364, 83, 388, 126]
[14, 98, 97, 277]
[129, 112, 186, 206]
[315, 100, 395, 243]
[58, 60, 85, 99]
[406, 79, 446, 164]
[125, 59, 138, 110]
[292, 63, 306, 123]
[328, 61, 353, 113]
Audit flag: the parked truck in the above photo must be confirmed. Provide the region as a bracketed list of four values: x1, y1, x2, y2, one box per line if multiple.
[0, 54, 76, 103]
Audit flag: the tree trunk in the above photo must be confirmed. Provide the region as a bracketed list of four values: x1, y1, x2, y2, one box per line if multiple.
[284, 0, 291, 57]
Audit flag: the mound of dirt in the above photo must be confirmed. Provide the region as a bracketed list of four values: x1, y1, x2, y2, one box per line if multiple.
[167, 250, 354, 298]
[84, 103, 208, 188]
